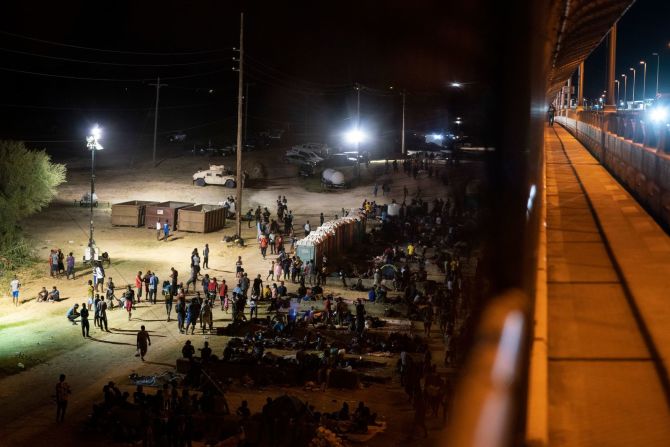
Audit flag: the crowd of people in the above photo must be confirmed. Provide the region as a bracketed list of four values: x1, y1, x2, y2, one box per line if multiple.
[4, 154, 485, 446]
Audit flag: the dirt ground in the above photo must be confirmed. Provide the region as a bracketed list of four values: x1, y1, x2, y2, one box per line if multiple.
[0, 149, 462, 446]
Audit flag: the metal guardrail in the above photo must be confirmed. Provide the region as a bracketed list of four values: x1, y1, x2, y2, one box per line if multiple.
[556, 113, 670, 229]
[445, 289, 531, 447]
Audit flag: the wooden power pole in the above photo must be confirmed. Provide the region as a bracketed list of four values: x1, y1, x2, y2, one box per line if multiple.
[234, 13, 244, 237]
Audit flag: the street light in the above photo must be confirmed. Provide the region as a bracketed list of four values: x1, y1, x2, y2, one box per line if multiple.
[630, 67, 636, 103]
[640, 60, 647, 103]
[450, 82, 463, 88]
[614, 80, 620, 106]
[86, 125, 103, 263]
[621, 74, 628, 108]
[652, 52, 660, 98]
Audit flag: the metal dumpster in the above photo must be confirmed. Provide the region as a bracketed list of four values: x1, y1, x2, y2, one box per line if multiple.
[111, 200, 157, 227]
[177, 204, 226, 233]
[145, 201, 194, 229]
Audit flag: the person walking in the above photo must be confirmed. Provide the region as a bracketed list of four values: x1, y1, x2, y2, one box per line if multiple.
[55, 374, 71, 423]
[259, 234, 269, 259]
[80, 302, 90, 337]
[136, 325, 151, 361]
[203, 244, 210, 269]
[156, 219, 163, 241]
[163, 221, 170, 242]
[94, 262, 105, 293]
[143, 270, 151, 299]
[320, 212, 325, 226]
[304, 221, 311, 236]
[10, 275, 20, 306]
[124, 286, 134, 320]
[65, 252, 75, 279]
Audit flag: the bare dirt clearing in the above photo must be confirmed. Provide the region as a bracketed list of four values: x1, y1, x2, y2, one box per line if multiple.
[0, 151, 464, 446]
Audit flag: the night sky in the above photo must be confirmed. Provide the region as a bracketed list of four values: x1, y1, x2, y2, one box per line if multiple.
[582, 0, 669, 102]
[0, 0, 495, 157]
[0, 0, 663, 156]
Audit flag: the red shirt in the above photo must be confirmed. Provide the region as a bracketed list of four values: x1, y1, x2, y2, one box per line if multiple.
[208, 281, 217, 292]
[218, 283, 227, 296]
[135, 276, 142, 288]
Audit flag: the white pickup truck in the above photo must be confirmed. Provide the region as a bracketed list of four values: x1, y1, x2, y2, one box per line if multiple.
[192, 165, 237, 188]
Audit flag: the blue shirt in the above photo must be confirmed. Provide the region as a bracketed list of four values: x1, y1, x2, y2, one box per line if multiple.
[163, 223, 169, 233]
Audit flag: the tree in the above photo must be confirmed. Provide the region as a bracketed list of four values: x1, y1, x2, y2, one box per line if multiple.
[0, 140, 66, 269]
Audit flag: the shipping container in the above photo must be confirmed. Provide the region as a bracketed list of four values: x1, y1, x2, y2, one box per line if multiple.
[111, 200, 157, 227]
[177, 204, 227, 233]
[145, 201, 194, 229]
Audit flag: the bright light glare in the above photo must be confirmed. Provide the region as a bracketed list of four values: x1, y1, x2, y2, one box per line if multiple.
[650, 107, 668, 123]
[450, 82, 463, 87]
[432, 134, 444, 140]
[90, 125, 102, 140]
[344, 129, 366, 145]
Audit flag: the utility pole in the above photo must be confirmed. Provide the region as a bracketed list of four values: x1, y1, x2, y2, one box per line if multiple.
[234, 13, 244, 237]
[243, 82, 253, 144]
[355, 83, 361, 179]
[401, 89, 406, 155]
[149, 76, 167, 167]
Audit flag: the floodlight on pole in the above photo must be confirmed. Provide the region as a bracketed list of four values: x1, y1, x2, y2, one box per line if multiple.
[86, 124, 103, 264]
[450, 82, 463, 88]
[630, 67, 636, 102]
[344, 128, 366, 145]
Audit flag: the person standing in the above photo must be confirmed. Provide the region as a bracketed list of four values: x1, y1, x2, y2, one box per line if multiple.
[94, 262, 105, 293]
[136, 325, 151, 361]
[87, 280, 95, 310]
[163, 221, 170, 242]
[50, 250, 60, 278]
[203, 244, 210, 269]
[10, 275, 20, 306]
[320, 212, 324, 226]
[304, 221, 311, 237]
[200, 300, 213, 333]
[148, 272, 158, 304]
[135, 271, 143, 303]
[55, 374, 71, 423]
[259, 234, 268, 259]
[97, 298, 109, 332]
[65, 252, 75, 279]
[156, 219, 163, 241]
[143, 270, 151, 299]
[80, 302, 90, 338]
[219, 279, 228, 312]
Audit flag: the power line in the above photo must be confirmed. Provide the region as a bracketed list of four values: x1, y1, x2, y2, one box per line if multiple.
[245, 53, 352, 89]
[0, 102, 220, 111]
[0, 46, 227, 67]
[0, 66, 230, 82]
[0, 29, 231, 56]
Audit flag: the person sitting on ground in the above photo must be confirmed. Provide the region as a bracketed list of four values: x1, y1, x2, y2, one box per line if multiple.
[47, 286, 61, 302]
[37, 287, 49, 302]
[182, 340, 195, 360]
[236, 400, 251, 420]
[199, 341, 212, 363]
[66, 304, 80, 325]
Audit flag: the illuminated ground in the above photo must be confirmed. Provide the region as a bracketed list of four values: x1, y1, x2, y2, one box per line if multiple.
[0, 150, 458, 446]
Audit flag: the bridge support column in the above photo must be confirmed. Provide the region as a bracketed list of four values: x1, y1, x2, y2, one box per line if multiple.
[605, 23, 617, 112]
[577, 62, 584, 111]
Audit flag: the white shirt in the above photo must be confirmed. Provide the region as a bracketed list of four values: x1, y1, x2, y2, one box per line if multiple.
[304, 223, 310, 231]
[95, 266, 104, 278]
[10, 279, 20, 292]
[156, 221, 161, 230]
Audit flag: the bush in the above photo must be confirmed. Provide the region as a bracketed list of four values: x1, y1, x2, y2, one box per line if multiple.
[0, 141, 66, 271]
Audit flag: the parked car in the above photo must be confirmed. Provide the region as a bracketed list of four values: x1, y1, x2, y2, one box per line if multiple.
[285, 153, 319, 166]
[286, 146, 325, 163]
[192, 165, 237, 187]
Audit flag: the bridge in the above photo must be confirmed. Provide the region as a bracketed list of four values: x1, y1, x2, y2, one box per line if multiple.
[442, 1, 670, 446]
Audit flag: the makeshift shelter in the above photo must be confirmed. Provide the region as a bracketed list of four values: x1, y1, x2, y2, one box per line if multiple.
[177, 204, 226, 233]
[111, 200, 157, 227]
